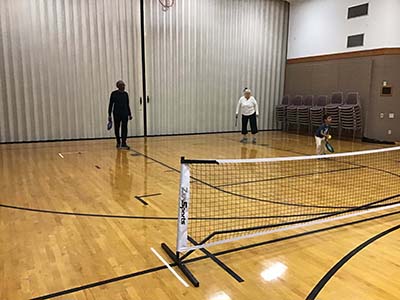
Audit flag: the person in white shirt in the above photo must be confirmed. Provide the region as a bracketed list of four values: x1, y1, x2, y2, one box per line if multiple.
[236, 88, 259, 143]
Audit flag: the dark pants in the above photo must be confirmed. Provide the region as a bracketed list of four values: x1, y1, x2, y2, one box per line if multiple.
[113, 114, 128, 145]
[242, 113, 258, 134]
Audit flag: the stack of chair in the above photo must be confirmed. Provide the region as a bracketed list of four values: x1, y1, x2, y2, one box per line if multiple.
[310, 95, 328, 129]
[339, 92, 362, 139]
[325, 92, 343, 130]
[275, 92, 363, 138]
[286, 95, 303, 131]
[297, 95, 314, 133]
[275, 95, 290, 130]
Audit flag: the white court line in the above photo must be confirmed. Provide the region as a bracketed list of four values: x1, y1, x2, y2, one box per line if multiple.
[150, 247, 189, 288]
[58, 153, 64, 159]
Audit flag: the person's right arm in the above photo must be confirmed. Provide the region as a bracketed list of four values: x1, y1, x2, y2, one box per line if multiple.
[108, 92, 114, 120]
[235, 98, 242, 116]
[315, 125, 322, 137]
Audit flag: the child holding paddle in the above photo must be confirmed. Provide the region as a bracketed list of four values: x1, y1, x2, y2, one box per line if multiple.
[315, 114, 332, 155]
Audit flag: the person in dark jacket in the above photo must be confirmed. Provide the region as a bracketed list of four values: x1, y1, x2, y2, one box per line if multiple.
[108, 80, 133, 149]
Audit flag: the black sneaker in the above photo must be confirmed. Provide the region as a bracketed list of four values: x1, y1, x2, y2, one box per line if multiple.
[116, 143, 121, 148]
[120, 144, 130, 150]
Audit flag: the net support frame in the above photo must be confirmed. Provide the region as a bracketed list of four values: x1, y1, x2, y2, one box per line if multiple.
[161, 157, 244, 287]
[160, 158, 200, 287]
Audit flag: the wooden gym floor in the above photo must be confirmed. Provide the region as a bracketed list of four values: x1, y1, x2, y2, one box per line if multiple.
[1, 131, 399, 300]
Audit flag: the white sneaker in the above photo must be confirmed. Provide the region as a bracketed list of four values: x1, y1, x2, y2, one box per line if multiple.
[240, 137, 248, 143]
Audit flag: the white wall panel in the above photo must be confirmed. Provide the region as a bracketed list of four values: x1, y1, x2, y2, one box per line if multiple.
[288, 0, 400, 59]
[0, 0, 143, 142]
[145, 0, 289, 135]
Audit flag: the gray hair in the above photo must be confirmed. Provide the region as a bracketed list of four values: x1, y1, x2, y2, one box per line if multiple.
[243, 88, 252, 94]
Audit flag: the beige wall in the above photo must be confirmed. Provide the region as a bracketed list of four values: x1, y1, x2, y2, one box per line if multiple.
[284, 54, 400, 142]
[367, 55, 400, 141]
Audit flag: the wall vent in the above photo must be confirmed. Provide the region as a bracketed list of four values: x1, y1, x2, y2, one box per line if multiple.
[347, 34, 364, 48]
[348, 3, 369, 19]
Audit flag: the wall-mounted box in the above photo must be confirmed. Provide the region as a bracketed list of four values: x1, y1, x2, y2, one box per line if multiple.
[381, 86, 392, 96]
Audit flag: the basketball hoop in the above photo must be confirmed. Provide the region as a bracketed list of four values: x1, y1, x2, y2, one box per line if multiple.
[158, 0, 175, 12]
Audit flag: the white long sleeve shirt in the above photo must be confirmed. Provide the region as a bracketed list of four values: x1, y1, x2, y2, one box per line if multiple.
[236, 96, 259, 116]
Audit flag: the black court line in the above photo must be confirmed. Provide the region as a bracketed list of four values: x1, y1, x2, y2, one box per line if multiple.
[334, 156, 400, 178]
[30, 209, 400, 299]
[187, 236, 244, 283]
[1, 203, 343, 220]
[0, 203, 345, 220]
[134, 193, 162, 206]
[129, 149, 180, 173]
[30, 265, 168, 300]
[0, 204, 176, 220]
[216, 166, 364, 188]
[306, 223, 400, 300]
[134, 196, 148, 205]
[211, 184, 354, 209]
[138, 193, 162, 198]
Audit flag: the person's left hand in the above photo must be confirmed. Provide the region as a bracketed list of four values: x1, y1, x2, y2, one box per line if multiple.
[128, 115, 133, 120]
